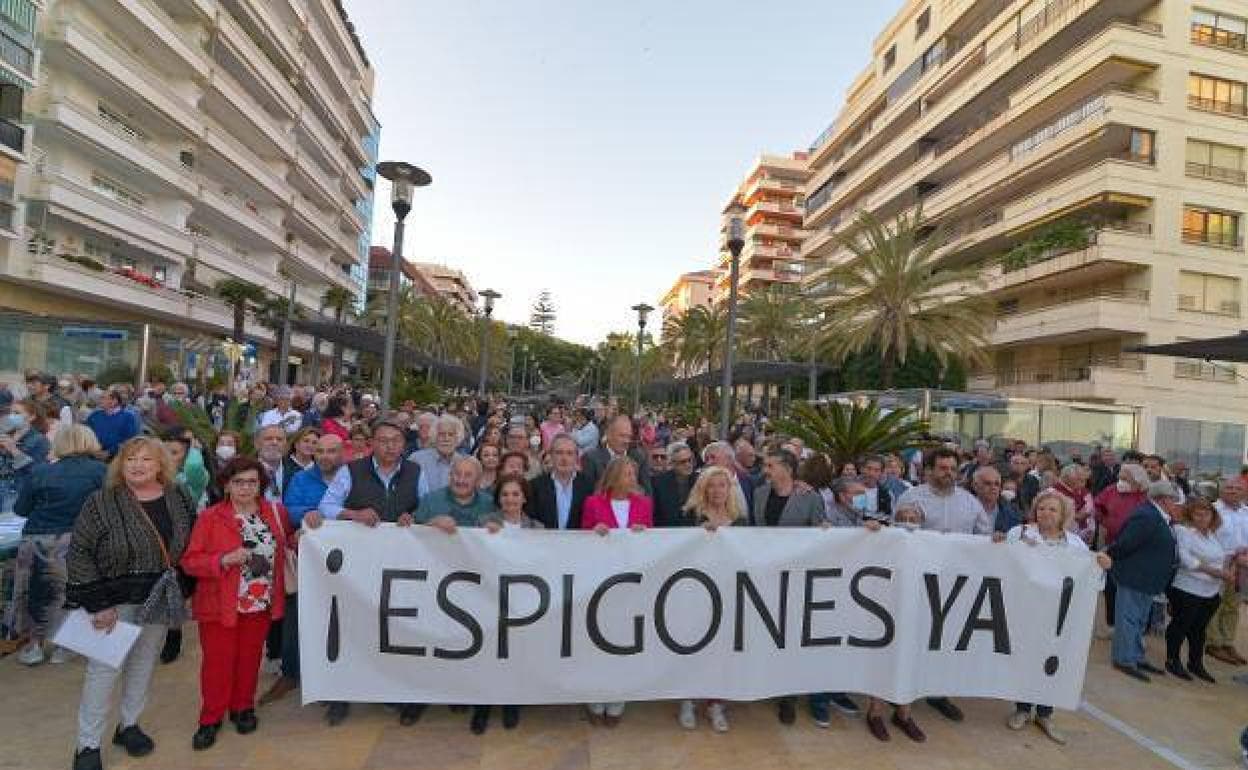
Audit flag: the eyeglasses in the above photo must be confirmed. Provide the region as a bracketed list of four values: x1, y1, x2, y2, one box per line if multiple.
[650, 453, 668, 462]
[229, 477, 261, 487]
[672, 456, 694, 465]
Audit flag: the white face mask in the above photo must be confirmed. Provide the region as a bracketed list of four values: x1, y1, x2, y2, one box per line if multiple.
[1116, 480, 1132, 494]
[216, 445, 237, 461]
[529, 435, 542, 449]
[1000, 489, 1017, 502]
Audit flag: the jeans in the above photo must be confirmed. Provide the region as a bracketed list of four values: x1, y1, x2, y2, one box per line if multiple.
[0, 481, 16, 514]
[281, 592, 300, 680]
[76, 606, 166, 749]
[14, 533, 71, 641]
[1112, 583, 1155, 667]
[1165, 587, 1220, 666]
[1015, 702, 1053, 718]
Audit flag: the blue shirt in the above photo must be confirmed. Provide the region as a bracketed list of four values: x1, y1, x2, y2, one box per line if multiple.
[85, 407, 141, 457]
[553, 472, 577, 529]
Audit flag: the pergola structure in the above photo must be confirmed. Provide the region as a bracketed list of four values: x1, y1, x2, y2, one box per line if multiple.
[291, 317, 480, 388]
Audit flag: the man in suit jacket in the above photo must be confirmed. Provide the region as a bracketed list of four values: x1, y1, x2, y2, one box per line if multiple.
[581, 414, 651, 495]
[653, 443, 698, 527]
[1107, 480, 1180, 681]
[530, 434, 593, 530]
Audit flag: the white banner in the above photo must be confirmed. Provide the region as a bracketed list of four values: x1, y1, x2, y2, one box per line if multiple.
[298, 523, 1102, 709]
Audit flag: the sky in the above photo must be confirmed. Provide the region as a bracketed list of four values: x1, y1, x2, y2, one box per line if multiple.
[348, 1, 902, 346]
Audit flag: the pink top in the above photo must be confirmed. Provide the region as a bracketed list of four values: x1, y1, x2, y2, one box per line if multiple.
[581, 493, 653, 530]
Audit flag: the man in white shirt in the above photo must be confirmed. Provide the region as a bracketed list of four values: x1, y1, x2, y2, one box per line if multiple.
[1209, 477, 1248, 665]
[260, 386, 302, 435]
[407, 414, 464, 496]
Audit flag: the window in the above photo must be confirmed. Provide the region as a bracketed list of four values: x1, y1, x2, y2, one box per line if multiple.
[920, 38, 946, 73]
[1185, 138, 1246, 184]
[1183, 206, 1241, 247]
[1155, 417, 1246, 476]
[90, 172, 146, 209]
[152, 265, 167, 285]
[1177, 270, 1241, 315]
[915, 8, 931, 38]
[883, 45, 896, 73]
[1192, 9, 1248, 51]
[1127, 128, 1155, 163]
[1188, 74, 1248, 116]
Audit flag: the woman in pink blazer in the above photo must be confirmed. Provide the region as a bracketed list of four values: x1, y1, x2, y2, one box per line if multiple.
[580, 456, 651, 725]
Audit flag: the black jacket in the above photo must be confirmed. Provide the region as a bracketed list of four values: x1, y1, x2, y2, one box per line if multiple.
[653, 470, 698, 527]
[581, 446, 652, 495]
[530, 471, 593, 530]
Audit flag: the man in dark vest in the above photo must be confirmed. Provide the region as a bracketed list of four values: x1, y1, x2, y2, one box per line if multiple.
[315, 420, 423, 726]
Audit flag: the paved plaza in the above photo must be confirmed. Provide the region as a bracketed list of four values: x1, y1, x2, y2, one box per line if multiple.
[4, 617, 1246, 770]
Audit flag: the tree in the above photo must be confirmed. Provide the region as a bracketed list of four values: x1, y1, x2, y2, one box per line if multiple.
[529, 290, 556, 335]
[216, 279, 267, 384]
[739, 286, 813, 362]
[809, 209, 990, 388]
[773, 399, 930, 470]
[400, 294, 474, 367]
[661, 303, 727, 377]
[322, 286, 356, 385]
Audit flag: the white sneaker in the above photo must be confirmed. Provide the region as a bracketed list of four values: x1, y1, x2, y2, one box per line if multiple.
[16, 643, 44, 666]
[708, 703, 729, 733]
[678, 700, 697, 730]
[48, 646, 74, 664]
[1006, 710, 1030, 731]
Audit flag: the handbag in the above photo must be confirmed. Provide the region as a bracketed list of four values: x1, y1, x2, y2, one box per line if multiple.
[269, 502, 297, 596]
[133, 498, 187, 628]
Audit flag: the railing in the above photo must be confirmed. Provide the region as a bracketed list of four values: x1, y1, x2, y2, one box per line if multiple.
[997, 288, 1150, 316]
[1191, 23, 1248, 52]
[0, 23, 32, 77]
[1174, 360, 1237, 383]
[1188, 94, 1248, 117]
[1186, 161, 1247, 185]
[0, 116, 23, 154]
[985, 0, 1088, 65]
[993, 354, 1146, 386]
[1011, 94, 1105, 160]
[1182, 228, 1243, 248]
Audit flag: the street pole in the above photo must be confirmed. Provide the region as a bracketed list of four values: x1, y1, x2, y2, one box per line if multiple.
[720, 205, 745, 438]
[507, 332, 517, 395]
[477, 290, 500, 397]
[277, 276, 295, 385]
[630, 303, 652, 417]
[376, 161, 431, 410]
[520, 349, 529, 394]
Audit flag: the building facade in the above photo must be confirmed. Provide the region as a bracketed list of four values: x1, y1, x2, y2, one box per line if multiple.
[659, 269, 718, 325]
[802, 0, 1248, 474]
[0, 0, 377, 385]
[716, 152, 811, 304]
[367, 245, 436, 308]
[412, 261, 477, 314]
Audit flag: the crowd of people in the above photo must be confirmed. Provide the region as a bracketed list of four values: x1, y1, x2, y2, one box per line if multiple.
[1, 371, 1246, 770]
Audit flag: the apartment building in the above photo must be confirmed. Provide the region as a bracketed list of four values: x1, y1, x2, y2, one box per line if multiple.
[715, 152, 811, 303]
[801, 0, 1248, 473]
[412, 261, 477, 314]
[659, 269, 718, 325]
[0, 0, 377, 384]
[367, 245, 436, 308]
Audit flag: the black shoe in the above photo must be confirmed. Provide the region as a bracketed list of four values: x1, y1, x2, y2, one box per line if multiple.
[73, 747, 102, 770]
[1165, 659, 1192, 680]
[112, 724, 155, 757]
[778, 698, 796, 725]
[1138, 660, 1166, 676]
[450, 704, 469, 713]
[502, 706, 520, 729]
[160, 629, 182, 665]
[470, 706, 489, 735]
[1114, 663, 1150, 682]
[192, 723, 220, 751]
[1188, 663, 1216, 684]
[398, 704, 426, 726]
[830, 693, 860, 717]
[326, 702, 349, 726]
[230, 709, 258, 734]
[925, 697, 964, 722]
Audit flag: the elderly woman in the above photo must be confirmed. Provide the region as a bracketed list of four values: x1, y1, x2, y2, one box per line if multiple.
[1003, 490, 1111, 744]
[1093, 463, 1149, 626]
[1051, 464, 1095, 544]
[0, 398, 50, 513]
[182, 456, 290, 751]
[581, 457, 652, 727]
[1165, 498, 1228, 682]
[67, 436, 196, 770]
[675, 466, 743, 733]
[14, 425, 107, 666]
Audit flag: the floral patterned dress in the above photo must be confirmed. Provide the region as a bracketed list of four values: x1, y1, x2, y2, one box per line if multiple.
[235, 510, 277, 614]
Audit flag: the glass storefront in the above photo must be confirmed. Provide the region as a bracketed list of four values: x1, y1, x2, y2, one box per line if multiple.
[1156, 417, 1246, 477]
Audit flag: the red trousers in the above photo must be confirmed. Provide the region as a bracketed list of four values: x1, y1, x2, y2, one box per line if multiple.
[198, 612, 272, 725]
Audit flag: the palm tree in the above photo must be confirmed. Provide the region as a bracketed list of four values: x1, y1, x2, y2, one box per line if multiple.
[808, 209, 990, 388]
[739, 285, 811, 361]
[400, 295, 473, 365]
[661, 303, 728, 376]
[773, 399, 930, 469]
[216, 279, 267, 383]
[322, 286, 356, 385]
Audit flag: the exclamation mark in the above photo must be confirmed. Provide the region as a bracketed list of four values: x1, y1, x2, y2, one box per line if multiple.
[326, 548, 344, 663]
[1043, 577, 1074, 676]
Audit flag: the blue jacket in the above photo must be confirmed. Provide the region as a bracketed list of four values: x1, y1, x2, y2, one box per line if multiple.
[0, 429, 49, 492]
[1107, 502, 1177, 594]
[85, 408, 141, 457]
[283, 465, 331, 527]
[15, 455, 107, 535]
[991, 499, 1023, 533]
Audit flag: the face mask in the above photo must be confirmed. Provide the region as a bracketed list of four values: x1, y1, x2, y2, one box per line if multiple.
[851, 493, 869, 511]
[216, 445, 236, 461]
[1116, 480, 1131, 494]
[1, 413, 27, 433]
[529, 435, 542, 449]
[1000, 489, 1017, 502]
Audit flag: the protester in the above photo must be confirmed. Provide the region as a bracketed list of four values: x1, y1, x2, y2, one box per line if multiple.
[971, 466, 1019, 535]
[13, 425, 107, 666]
[67, 436, 196, 770]
[182, 457, 290, 750]
[653, 442, 698, 527]
[582, 414, 652, 494]
[86, 388, 141, 459]
[476, 442, 501, 490]
[1051, 464, 1095, 544]
[417, 456, 494, 525]
[1093, 463, 1150, 629]
[1209, 477, 1248, 666]
[704, 440, 753, 512]
[259, 387, 302, 434]
[409, 414, 465, 495]
[858, 455, 892, 519]
[581, 457, 652, 726]
[0, 399, 50, 512]
[1107, 481, 1180, 682]
[571, 408, 599, 456]
[319, 396, 355, 459]
[530, 434, 592, 530]
[287, 427, 320, 475]
[162, 428, 210, 507]
[1165, 498, 1229, 682]
[1003, 490, 1111, 743]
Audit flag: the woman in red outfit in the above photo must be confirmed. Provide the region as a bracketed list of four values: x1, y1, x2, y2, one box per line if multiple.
[319, 395, 356, 460]
[182, 457, 289, 751]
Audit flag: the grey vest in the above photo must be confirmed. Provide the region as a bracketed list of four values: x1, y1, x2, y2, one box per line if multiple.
[343, 458, 422, 522]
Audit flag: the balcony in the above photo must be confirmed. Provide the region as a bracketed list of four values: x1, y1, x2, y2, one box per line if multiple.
[199, 184, 286, 250]
[1185, 162, 1247, 186]
[202, 121, 290, 202]
[107, 0, 209, 78]
[751, 200, 803, 219]
[1182, 228, 1243, 249]
[44, 100, 195, 195]
[33, 172, 194, 260]
[1191, 23, 1248, 54]
[983, 225, 1153, 292]
[1174, 359, 1237, 384]
[991, 289, 1150, 346]
[0, 116, 23, 157]
[189, 231, 283, 294]
[216, 7, 300, 116]
[750, 222, 806, 242]
[206, 66, 294, 156]
[0, 21, 33, 82]
[974, 353, 1146, 400]
[1188, 94, 1248, 118]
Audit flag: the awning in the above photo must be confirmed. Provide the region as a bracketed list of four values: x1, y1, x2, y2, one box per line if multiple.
[1127, 332, 1248, 363]
[291, 317, 481, 387]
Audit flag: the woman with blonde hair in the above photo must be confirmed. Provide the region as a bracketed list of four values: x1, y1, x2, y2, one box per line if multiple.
[14, 425, 107, 666]
[67, 436, 197, 770]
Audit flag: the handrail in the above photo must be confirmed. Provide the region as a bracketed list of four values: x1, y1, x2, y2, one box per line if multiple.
[997, 288, 1150, 317]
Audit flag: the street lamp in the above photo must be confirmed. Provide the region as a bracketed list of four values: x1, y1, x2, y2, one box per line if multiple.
[631, 302, 653, 416]
[519, 344, 529, 394]
[720, 202, 746, 438]
[477, 289, 501, 396]
[376, 160, 432, 410]
[506, 328, 518, 395]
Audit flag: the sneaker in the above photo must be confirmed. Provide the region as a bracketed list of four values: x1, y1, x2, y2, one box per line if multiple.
[707, 703, 729, 733]
[48, 646, 74, 664]
[829, 694, 860, 717]
[16, 642, 44, 666]
[112, 724, 155, 757]
[678, 700, 697, 730]
[1036, 716, 1066, 745]
[73, 747, 102, 770]
[1006, 710, 1031, 731]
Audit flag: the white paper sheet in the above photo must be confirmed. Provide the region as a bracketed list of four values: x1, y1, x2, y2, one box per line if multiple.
[52, 609, 141, 669]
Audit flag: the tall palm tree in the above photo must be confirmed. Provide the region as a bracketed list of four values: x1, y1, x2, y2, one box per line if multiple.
[216, 279, 267, 384]
[661, 304, 728, 376]
[739, 285, 811, 361]
[809, 209, 989, 388]
[400, 295, 473, 366]
[322, 286, 356, 385]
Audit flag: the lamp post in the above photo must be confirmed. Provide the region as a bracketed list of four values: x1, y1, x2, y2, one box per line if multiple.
[720, 203, 746, 438]
[376, 160, 431, 410]
[506, 328, 518, 395]
[631, 303, 652, 416]
[477, 289, 500, 396]
[519, 345, 529, 394]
